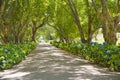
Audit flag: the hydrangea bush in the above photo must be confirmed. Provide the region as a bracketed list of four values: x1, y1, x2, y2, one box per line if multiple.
[0, 42, 37, 70]
[51, 41, 120, 71]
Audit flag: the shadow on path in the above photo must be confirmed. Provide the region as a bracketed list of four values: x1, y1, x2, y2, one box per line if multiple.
[0, 42, 120, 80]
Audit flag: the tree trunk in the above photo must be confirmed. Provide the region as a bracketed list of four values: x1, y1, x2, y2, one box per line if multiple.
[31, 18, 45, 42]
[87, 17, 92, 43]
[100, 0, 117, 44]
[67, 0, 86, 43]
[15, 35, 19, 43]
[92, 0, 117, 44]
[3, 26, 10, 44]
[19, 33, 24, 43]
[85, 0, 93, 43]
[60, 35, 65, 42]
[114, 0, 120, 31]
[0, 0, 4, 20]
[31, 28, 37, 42]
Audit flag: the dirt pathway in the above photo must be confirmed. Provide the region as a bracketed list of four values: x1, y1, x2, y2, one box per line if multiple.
[0, 42, 120, 80]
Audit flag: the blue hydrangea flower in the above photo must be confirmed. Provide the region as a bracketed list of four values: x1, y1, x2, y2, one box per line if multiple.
[105, 50, 111, 54]
[100, 45, 104, 49]
[103, 42, 107, 45]
[2, 60, 7, 64]
[3, 49, 8, 53]
[90, 42, 97, 45]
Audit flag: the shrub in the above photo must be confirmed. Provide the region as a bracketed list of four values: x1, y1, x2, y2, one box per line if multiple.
[0, 42, 37, 70]
[51, 41, 120, 71]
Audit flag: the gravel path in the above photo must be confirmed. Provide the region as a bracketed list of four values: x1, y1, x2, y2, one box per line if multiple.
[0, 42, 120, 80]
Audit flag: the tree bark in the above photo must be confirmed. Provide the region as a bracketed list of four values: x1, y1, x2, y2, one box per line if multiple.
[85, 0, 93, 43]
[31, 28, 37, 42]
[3, 25, 10, 44]
[0, 0, 4, 20]
[92, 0, 117, 44]
[100, 0, 117, 44]
[67, 0, 86, 43]
[115, 0, 120, 31]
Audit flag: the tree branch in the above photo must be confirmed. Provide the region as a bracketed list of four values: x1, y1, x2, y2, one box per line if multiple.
[91, 0, 99, 14]
[57, 0, 73, 17]
[47, 22, 59, 31]
[118, 0, 120, 13]
[36, 18, 45, 29]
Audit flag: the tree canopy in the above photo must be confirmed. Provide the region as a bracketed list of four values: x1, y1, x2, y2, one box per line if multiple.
[0, 0, 120, 44]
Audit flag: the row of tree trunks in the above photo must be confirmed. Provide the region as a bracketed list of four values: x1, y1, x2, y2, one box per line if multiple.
[67, 0, 120, 44]
[14, 20, 28, 43]
[67, 0, 94, 43]
[92, 0, 118, 44]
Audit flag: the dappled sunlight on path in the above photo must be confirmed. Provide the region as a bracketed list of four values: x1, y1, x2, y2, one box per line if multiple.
[0, 42, 120, 80]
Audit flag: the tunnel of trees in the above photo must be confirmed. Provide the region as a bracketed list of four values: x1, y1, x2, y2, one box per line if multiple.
[0, 0, 120, 71]
[0, 0, 120, 44]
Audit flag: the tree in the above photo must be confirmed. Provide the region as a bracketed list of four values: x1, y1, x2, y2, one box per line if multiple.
[0, 0, 119, 44]
[0, 0, 48, 43]
[65, 0, 86, 43]
[64, 0, 100, 43]
[29, 0, 49, 42]
[31, 18, 46, 42]
[47, 0, 78, 43]
[92, 0, 119, 44]
[0, 0, 4, 21]
[0, 0, 31, 43]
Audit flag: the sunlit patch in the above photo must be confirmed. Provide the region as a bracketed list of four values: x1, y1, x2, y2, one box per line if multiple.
[1, 72, 30, 79]
[74, 70, 86, 74]
[38, 66, 46, 69]
[80, 65, 109, 75]
[37, 46, 57, 51]
[50, 63, 59, 67]
[0, 70, 18, 76]
[54, 65, 71, 70]
[63, 55, 73, 59]
[38, 47, 51, 50]
[69, 77, 91, 80]
[52, 53, 64, 56]
[40, 70, 47, 73]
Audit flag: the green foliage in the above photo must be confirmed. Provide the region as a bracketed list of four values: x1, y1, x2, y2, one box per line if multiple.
[51, 41, 120, 71]
[38, 25, 57, 41]
[0, 42, 36, 70]
[47, 0, 79, 42]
